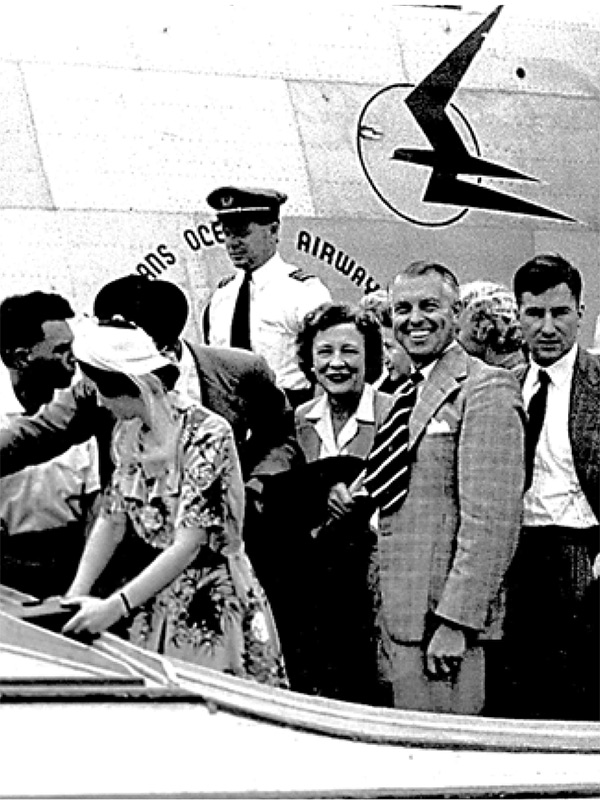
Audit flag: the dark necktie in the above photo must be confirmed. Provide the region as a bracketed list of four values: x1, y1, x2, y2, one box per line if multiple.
[361, 372, 421, 513]
[230, 270, 252, 350]
[524, 368, 551, 491]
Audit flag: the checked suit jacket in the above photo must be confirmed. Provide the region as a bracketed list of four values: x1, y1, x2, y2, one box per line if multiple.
[377, 344, 526, 644]
[515, 346, 600, 521]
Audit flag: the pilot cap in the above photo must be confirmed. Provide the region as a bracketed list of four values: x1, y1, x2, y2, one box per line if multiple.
[206, 186, 287, 224]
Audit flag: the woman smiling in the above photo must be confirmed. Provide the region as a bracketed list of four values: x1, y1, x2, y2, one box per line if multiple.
[276, 302, 394, 704]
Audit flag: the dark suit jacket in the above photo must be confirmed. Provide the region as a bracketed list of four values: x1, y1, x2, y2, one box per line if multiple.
[515, 346, 600, 521]
[0, 341, 298, 484]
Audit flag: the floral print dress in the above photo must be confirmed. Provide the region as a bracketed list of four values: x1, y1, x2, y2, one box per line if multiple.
[99, 400, 287, 688]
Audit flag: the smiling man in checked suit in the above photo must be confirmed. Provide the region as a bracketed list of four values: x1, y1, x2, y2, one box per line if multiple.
[376, 260, 526, 715]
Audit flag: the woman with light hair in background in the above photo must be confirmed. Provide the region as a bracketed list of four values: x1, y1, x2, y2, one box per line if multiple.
[359, 289, 412, 392]
[456, 281, 527, 370]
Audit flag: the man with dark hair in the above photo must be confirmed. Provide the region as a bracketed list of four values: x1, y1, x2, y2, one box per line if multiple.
[0, 291, 77, 413]
[501, 253, 599, 720]
[371, 260, 525, 714]
[0, 291, 99, 597]
[0, 276, 299, 583]
[201, 186, 331, 408]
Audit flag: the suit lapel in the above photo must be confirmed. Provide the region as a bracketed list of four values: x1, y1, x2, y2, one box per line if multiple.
[569, 347, 600, 464]
[296, 391, 392, 461]
[186, 342, 228, 417]
[409, 346, 468, 449]
[295, 398, 324, 462]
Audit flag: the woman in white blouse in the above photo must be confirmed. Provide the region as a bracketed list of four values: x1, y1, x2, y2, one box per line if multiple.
[277, 302, 394, 704]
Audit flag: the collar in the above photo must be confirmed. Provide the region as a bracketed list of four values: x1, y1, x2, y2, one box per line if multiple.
[0, 363, 24, 414]
[417, 342, 459, 382]
[530, 344, 577, 389]
[178, 338, 194, 374]
[246, 252, 285, 289]
[169, 340, 196, 411]
[306, 383, 376, 424]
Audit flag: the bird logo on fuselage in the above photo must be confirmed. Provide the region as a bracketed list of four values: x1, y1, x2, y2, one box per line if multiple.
[357, 5, 575, 227]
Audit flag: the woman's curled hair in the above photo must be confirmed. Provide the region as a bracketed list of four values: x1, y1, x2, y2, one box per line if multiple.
[296, 301, 383, 385]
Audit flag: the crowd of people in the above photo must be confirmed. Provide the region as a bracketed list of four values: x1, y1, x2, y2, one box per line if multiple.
[0, 185, 598, 723]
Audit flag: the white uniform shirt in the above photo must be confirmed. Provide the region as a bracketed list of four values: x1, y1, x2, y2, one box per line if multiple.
[523, 344, 597, 528]
[0, 365, 100, 536]
[206, 252, 331, 391]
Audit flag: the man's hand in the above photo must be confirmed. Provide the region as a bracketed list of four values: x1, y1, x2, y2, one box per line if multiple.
[425, 621, 467, 681]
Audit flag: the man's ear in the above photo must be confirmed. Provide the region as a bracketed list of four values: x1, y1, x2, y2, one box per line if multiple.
[451, 299, 463, 318]
[10, 346, 32, 370]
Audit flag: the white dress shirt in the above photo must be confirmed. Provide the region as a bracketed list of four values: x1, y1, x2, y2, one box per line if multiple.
[175, 340, 203, 406]
[207, 252, 331, 391]
[523, 344, 597, 528]
[0, 365, 100, 536]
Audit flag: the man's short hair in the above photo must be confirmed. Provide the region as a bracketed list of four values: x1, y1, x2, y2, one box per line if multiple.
[393, 260, 460, 300]
[0, 291, 74, 367]
[93, 276, 189, 350]
[513, 253, 583, 305]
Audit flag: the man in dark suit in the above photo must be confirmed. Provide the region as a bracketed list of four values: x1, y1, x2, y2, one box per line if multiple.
[374, 260, 525, 715]
[0, 277, 299, 545]
[501, 254, 600, 721]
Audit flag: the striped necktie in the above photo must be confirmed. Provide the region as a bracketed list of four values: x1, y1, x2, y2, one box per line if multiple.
[524, 368, 551, 491]
[230, 270, 252, 350]
[361, 372, 421, 513]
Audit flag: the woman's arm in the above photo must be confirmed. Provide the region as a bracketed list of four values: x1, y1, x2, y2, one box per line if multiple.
[65, 511, 126, 597]
[117, 525, 205, 610]
[62, 524, 205, 636]
[63, 408, 243, 636]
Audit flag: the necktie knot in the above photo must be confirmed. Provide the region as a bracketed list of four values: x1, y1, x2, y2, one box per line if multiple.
[410, 370, 423, 388]
[537, 369, 550, 388]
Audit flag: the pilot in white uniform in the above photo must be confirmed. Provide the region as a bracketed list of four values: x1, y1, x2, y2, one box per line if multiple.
[202, 186, 331, 408]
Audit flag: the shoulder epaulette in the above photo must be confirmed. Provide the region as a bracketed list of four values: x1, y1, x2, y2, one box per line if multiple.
[289, 268, 317, 282]
[217, 274, 236, 289]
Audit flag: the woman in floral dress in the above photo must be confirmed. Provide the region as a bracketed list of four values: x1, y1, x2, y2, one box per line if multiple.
[62, 317, 287, 687]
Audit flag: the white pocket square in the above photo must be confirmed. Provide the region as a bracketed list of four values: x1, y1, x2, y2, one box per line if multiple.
[426, 418, 452, 434]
